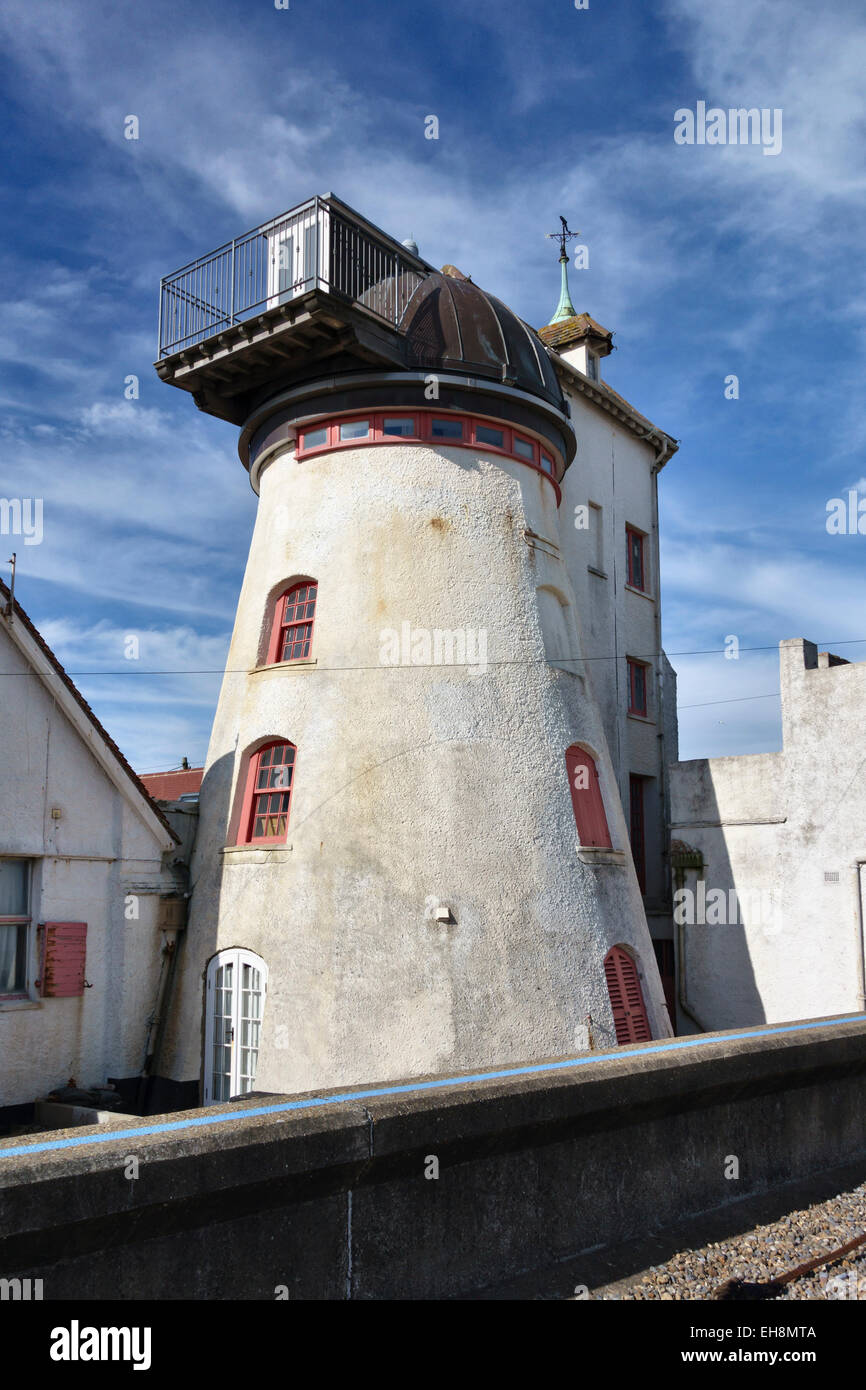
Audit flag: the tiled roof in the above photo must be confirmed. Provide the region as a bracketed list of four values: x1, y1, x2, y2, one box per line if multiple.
[140, 767, 204, 801]
[538, 313, 613, 350]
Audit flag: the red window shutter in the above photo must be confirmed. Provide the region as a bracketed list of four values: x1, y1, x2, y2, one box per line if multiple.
[604, 946, 652, 1044]
[565, 746, 612, 848]
[40, 922, 87, 998]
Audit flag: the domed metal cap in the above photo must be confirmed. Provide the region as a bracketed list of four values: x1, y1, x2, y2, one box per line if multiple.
[398, 271, 565, 411]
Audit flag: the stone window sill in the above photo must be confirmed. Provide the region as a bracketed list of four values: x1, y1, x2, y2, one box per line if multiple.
[576, 846, 628, 866]
[221, 845, 293, 864]
[249, 659, 317, 676]
[624, 583, 655, 603]
[0, 997, 42, 1012]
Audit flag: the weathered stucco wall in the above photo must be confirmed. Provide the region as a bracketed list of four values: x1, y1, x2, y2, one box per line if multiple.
[670, 640, 866, 1032]
[162, 434, 671, 1098]
[0, 622, 171, 1115]
[557, 380, 674, 920]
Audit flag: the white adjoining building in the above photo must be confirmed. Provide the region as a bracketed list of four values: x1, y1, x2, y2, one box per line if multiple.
[153, 195, 681, 1102]
[669, 639, 866, 1033]
[0, 582, 187, 1130]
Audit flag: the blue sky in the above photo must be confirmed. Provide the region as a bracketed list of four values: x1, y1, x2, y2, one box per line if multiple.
[0, 0, 864, 772]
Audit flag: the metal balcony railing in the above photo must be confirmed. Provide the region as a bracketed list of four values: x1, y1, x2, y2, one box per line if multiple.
[158, 195, 428, 358]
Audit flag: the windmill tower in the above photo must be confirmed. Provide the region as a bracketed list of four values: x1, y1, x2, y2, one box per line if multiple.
[155, 195, 671, 1102]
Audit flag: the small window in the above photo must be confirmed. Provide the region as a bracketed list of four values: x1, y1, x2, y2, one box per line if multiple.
[586, 353, 599, 381]
[588, 501, 603, 571]
[629, 774, 646, 892]
[565, 746, 611, 849]
[512, 435, 535, 461]
[241, 742, 296, 844]
[476, 424, 505, 449]
[271, 580, 317, 663]
[301, 426, 328, 450]
[431, 418, 463, 439]
[626, 527, 646, 591]
[0, 859, 30, 997]
[382, 417, 415, 436]
[339, 420, 369, 441]
[628, 659, 648, 717]
[540, 453, 554, 475]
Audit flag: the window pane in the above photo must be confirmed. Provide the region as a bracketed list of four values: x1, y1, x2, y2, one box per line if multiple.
[540, 454, 554, 475]
[281, 623, 312, 661]
[339, 420, 369, 441]
[301, 426, 327, 450]
[630, 662, 647, 714]
[0, 859, 28, 916]
[0, 923, 26, 994]
[382, 417, 415, 436]
[513, 436, 534, 460]
[476, 424, 504, 449]
[284, 583, 317, 622]
[431, 418, 463, 439]
[629, 531, 644, 588]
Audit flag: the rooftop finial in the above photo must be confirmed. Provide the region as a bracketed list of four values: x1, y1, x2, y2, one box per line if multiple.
[546, 215, 579, 324]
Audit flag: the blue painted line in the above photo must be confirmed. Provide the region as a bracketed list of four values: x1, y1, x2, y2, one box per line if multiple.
[1, 1014, 863, 1162]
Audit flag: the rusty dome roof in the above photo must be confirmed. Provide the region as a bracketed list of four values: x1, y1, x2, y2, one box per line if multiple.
[398, 272, 566, 412]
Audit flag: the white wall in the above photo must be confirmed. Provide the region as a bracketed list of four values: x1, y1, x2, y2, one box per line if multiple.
[0, 622, 170, 1111]
[670, 640, 866, 1031]
[557, 375, 673, 916]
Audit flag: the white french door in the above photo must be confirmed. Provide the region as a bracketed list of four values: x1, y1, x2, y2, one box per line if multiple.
[203, 948, 268, 1103]
[266, 203, 327, 308]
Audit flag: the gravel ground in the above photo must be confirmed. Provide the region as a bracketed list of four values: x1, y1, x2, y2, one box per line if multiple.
[600, 1181, 866, 1300]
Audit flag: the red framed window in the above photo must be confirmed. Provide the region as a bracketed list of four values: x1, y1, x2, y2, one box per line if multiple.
[293, 411, 561, 495]
[565, 746, 612, 848]
[239, 741, 296, 844]
[627, 658, 649, 716]
[629, 774, 646, 892]
[268, 581, 317, 664]
[626, 527, 646, 591]
[604, 946, 652, 1044]
[381, 416, 418, 437]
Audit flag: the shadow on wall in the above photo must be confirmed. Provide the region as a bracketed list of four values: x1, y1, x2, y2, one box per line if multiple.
[672, 769, 765, 1033]
[155, 749, 238, 1114]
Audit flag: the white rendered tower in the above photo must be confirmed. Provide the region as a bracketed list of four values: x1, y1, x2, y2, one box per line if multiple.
[156, 196, 672, 1102]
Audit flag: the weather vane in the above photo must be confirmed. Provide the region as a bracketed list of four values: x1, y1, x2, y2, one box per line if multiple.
[546, 216, 579, 323]
[546, 215, 581, 261]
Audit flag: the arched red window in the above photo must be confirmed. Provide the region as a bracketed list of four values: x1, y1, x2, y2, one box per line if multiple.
[237, 741, 296, 844]
[267, 581, 317, 664]
[565, 746, 611, 848]
[604, 946, 652, 1044]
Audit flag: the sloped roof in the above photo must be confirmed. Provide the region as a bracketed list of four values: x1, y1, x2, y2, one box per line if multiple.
[140, 767, 204, 801]
[538, 313, 613, 351]
[0, 580, 178, 844]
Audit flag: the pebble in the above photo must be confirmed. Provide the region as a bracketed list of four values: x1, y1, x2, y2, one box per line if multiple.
[599, 1181, 866, 1300]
